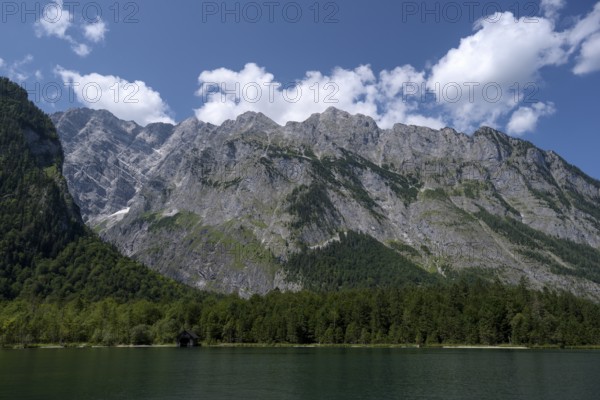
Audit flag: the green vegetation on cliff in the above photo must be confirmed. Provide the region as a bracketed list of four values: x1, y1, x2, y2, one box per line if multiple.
[0, 77, 188, 302]
[284, 231, 437, 291]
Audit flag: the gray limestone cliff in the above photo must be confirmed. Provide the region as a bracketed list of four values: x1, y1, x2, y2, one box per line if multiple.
[51, 107, 600, 299]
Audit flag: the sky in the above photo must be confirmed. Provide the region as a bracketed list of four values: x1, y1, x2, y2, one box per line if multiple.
[1, 0, 600, 178]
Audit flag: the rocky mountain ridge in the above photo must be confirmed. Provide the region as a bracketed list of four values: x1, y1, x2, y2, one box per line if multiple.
[51, 107, 600, 299]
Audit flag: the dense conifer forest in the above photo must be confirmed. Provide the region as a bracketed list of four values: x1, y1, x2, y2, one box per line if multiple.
[2, 281, 600, 347]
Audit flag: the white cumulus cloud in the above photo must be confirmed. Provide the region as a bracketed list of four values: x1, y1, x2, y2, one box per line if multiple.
[55, 67, 175, 126]
[34, 0, 72, 39]
[573, 32, 600, 74]
[72, 43, 91, 57]
[194, 63, 444, 129]
[191, 2, 600, 136]
[566, 3, 600, 74]
[33, 0, 107, 57]
[567, 2, 600, 48]
[427, 11, 567, 132]
[84, 20, 108, 43]
[507, 102, 556, 135]
[540, 0, 566, 20]
[0, 55, 34, 82]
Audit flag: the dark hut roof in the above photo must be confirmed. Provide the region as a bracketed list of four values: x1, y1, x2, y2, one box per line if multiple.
[178, 330, 199, 339]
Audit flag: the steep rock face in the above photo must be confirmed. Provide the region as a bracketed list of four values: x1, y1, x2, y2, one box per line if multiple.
[0, 78, 184, 301]
[52, 107, 600, 299]
[1, 83, 84, 264]
[52, 108, 176, 225]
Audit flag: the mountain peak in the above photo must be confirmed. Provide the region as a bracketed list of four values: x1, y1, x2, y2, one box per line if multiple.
[321, 106, 349, 116]
[178, 115, 205, 129]
[302, 107, 380, 133]
[218, 110, 280, 133]
[473, 126, 507, 139]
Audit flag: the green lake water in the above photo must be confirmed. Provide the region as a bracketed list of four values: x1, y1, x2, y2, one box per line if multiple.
[1, 347, 599, 399]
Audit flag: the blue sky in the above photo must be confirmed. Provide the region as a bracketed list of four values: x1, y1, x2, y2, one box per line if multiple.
[1, 0, 600, 178]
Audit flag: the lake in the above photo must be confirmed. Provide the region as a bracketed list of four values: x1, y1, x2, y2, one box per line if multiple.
[1, 347, 599, 399]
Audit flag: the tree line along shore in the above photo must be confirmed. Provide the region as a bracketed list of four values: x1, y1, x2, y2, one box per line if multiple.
[2, 280, 599, 348]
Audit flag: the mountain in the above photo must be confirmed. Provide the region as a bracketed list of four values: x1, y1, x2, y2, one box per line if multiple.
[0, 78, 186, 301]
[51, 107, 600, 299]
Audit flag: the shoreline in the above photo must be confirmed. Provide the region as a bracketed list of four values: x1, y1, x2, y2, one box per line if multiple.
[3, 343, 600, 350]
[441, 345, 528, 349]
